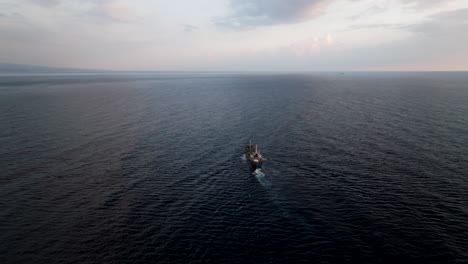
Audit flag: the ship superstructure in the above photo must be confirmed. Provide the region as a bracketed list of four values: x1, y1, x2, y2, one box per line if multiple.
[245, 141, 263, 170]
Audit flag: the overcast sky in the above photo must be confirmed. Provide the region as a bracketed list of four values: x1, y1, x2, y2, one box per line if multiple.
[1, 0, 467, 71]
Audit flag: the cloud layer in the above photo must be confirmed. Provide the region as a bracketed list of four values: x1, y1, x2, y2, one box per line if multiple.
[214, 0, 332, 29]
[0, 0, 467, 71]
[215, 0, 458, 29]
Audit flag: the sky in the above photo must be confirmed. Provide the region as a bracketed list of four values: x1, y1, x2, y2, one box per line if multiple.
[0, 0, 467, 71]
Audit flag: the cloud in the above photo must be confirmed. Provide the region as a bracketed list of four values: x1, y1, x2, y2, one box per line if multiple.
[182, 24, 198, 32]
[293, 8, 468, 70]
[404, 8, 468, 33]
[25, 0, 135, 22]
[346, 23, 406, 31]
[400, 0, 456, 10]
[346, 0, 456, 21]
[98, 1, 134, 22]
[288, 34, 335, 56]
[1, 0, 467, 70]
[347, 5, 387, 20]
[208, 7, 468, 71]
[28, 0, 60, 7]
[214, 0, 332, 29]
[215, 0, 458, 30]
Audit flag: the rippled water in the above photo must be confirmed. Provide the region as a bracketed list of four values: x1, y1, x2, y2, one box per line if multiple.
[1, 72, 467, 263]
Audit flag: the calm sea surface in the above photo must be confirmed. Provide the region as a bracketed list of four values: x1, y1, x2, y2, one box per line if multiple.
[1, 72, 467, 263]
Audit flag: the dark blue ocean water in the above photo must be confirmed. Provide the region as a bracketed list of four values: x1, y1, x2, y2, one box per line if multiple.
[1, 72, 467, 264]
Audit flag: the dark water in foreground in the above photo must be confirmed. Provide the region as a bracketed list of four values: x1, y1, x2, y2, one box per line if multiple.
[1, 72, 467, 263]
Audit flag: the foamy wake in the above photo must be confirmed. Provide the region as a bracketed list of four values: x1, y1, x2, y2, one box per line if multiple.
[253, 168, 271, 187]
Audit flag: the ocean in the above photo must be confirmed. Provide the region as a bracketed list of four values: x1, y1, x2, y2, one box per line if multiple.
[1, 72, 467, 263]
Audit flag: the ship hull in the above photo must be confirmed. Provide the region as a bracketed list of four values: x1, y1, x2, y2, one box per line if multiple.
[250, 162, 262, 170]
[245, 145, 263, 170]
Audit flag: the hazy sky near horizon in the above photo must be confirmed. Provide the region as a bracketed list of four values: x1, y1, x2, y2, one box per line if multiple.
[1, 0, 467, 71]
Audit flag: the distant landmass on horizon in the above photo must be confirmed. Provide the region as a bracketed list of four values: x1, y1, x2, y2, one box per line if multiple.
[0, 63, 113, 74]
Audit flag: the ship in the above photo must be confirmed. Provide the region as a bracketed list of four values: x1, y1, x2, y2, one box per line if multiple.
[245, 141, 264, 170]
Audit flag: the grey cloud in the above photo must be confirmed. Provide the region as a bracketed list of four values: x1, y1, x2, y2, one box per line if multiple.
[404, 8, 468, 33]
[430, 7, 468, 20]
[346, 0, 454, 21]
[345, 23, 407, 31]
[214, 0, 454, 30]
[347, 5, 387, 20]
[183, 24, 198, 32]
[26, 0, 134, 23]
[0, 12, 52, 43]
[346, 8, 468, 44]
[211, 7, 468, 71]
[400, 0, 454, 9]
[28, 0, 60, 7]
[316, 8, 468, 69]
[60, 1, 136, 23]
[214, 0, 332, 29]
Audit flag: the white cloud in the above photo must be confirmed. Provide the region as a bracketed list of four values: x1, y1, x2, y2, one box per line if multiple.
[98, 1, 134, 22]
